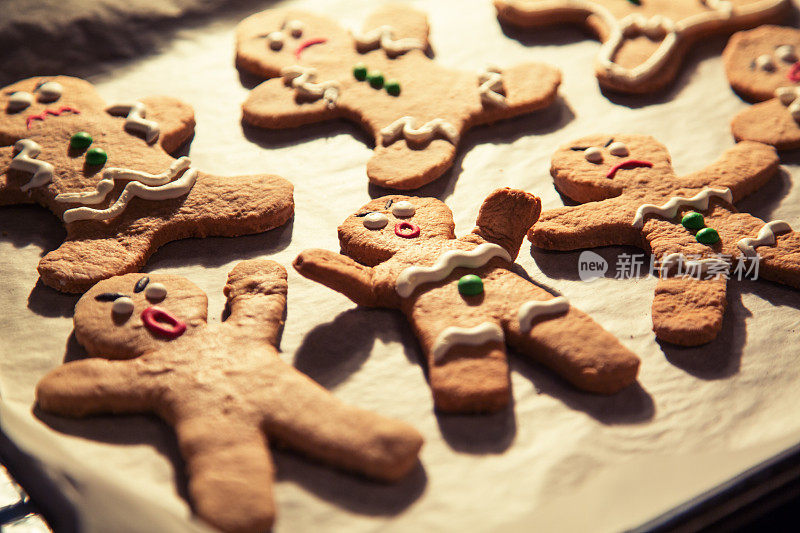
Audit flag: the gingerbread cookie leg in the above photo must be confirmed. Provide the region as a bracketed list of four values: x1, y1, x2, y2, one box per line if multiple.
[681, 141, 779, 200]
[731, 100, 800, 150]
[368, 140, 459, 190]
[652, 275, 728, 346]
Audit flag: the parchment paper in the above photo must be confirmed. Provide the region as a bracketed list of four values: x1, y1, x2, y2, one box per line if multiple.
[2, 1, 800, 531]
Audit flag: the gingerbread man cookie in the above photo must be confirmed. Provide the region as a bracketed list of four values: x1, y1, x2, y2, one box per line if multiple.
[529, 134, 800, 346]
[0, 76, 294, 293]
[236, 4, 561, 190]
[494, 0, 790, 94]
[725, 25, 800, 149]
[36, 260, 423, 533]
[293, 189, 640, 414]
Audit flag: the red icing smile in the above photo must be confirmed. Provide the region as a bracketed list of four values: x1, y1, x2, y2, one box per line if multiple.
[141, 306, 187, 339]
[606, 159, 654, 179]
[295, 38, 327, 59]
[26, 106, 80, 129]
[395, 221, 420, 238]
[788, 62, 800, 83]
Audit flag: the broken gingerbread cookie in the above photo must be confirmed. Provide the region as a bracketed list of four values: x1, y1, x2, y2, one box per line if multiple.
[36, 260, 423, 533]
[1, 76, 294, 293]
[294, 189, 640, 414]
[494, 0, 790, 94]
[724, 25, 800, 149]
[529, 134, 799, 346]
[236, 4, 561, 189]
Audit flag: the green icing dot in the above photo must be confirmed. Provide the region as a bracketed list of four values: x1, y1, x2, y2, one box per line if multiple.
[367, 71, 384, 89]
[85, 147, 107, 166]
[353, 64, 368, 81]
[70, 131, 92, 150]
[457, 274, 484, 297]
[681, 211, 705, 231]
[696, 227, 720, 245]
[385, 80, 401, 96]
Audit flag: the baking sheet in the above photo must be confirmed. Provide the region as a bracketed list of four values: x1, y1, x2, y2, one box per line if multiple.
[2, 0, 800, 531]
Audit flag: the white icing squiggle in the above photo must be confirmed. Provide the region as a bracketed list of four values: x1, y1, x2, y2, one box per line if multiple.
[775, 86, 800, 122]
[353, 25, 425, 56]
[10, 139, 54, 192]
[478, 67, 507, 107]
[518, 296, 569, 333]
[281, 66, 339, 109]
[431, 322, 505, 362]
[62, 168, 197, 223]
[107, 103, 160, 144]
[659, 253, 730, 277]
[633, 188, 733, 229]
[396, 243, 511, 298]
[55, 157, 191, 205]
[381, 116, 460, 146]
[737, 220, 793, 256]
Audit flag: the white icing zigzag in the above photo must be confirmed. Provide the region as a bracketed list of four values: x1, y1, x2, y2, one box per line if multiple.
[658, 253, 730, 277]
[431, 322, 505, 362]
[353, 25, 425, 56]
[775, 86, 800, 122]
[380, 116, 460, 146]
[10, 139, 54, 192]
[55, 157, 191, 205]
[478, 67, 507, 107]
[633, 188, 733, 229]
[737, 220, 793, 256]
[396, 243, 512, 298]
[107, 102, 160, 144]
[517, 296, 569, 333]
[63, 168, 198, 223]
[281, 66, 340, 109]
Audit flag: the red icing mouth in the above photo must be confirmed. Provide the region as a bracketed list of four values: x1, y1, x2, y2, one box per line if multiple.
[788, 62, 800, 83]
[295, 38, 327, 59]
[606, 159, 654, 179]
[395, 221, 420, 238]
[141, 306, 187, 339]
[26, 106, 80, 129]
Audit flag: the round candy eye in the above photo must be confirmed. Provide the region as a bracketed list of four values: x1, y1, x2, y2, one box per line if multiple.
[267, 31, 285, 50]
[392, 200, 416, 217]
[145, 282, 167, 300]
[7, 91, 33, 111]
[36, 81, 63, 102]
[776, 45, 797, 63]
[363, 211, 388, 229]
[608, 142, 629, 157]
[584, 146, 603, 163]
[756, 54, 775, 72]
[286, 20, 304, 38]
[112, 296, 135, 316]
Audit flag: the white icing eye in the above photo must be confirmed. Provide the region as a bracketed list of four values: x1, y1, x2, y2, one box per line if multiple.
[112, 296, 134, 315]
[392, 200, 416, 217]
[756, 54, 775, 72]
[776, 45, 797, 63]
[608, 141, 629, 157]
[584, 146, 603, 163]
[363, 212, 388, 229]
[145, 282, 167, 300]
[286, 20, 304, 38]
[7, 91, 33, 111]
[267, 31, 285, 50]
[36, 81, 63, 102]
[776, 86, 797, 105]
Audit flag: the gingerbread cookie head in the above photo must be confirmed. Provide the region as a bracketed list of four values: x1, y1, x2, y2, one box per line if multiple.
[550, 134, 673, 202]
[338, 196, 456, 266]
[74, 273, 208, 359]
[724, 25, 800, 102]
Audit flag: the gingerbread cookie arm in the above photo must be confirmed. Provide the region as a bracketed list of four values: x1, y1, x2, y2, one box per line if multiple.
[293, 249, 384, 307]
[652, 275, 728, 346]
[358, 4, 430, 51]
[681, 141, 779, 202]
[138, 96, 196, 154]
[243, 78, 340, 129]
[731, 100, 800, 150]
[471, 63, 562, 127]
[223, 259, 287, 346]
[0, 146, 36, 205]
[36, 358, 155, 416]
[470, 188, 541, 260]
[749, 229, 800, 289]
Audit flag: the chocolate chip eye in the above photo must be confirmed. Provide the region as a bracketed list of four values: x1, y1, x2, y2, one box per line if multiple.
[35, 81, 63, 103]
[776, 44, 797, 63]
[285, 20, 304, 38]
[584, 146, 603, 163]
[267, 31, 285, 50]
[7, 91, 33, 111]
[363, 211, 388, 229]
[392, 200, 416, 217]
[608, 141, 629, 157]
[756, 54, 775, 72]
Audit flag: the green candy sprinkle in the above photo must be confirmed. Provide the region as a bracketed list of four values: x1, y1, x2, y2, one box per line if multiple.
[457, 274, 484, 297]
[385, 80, 401, 96]
[85, 147, 107, 166]
[367, 71, 384, 89]
[681, 211, 705, 231]
[70, 131, 92, 150]
[696, 227, 720, 245]
[353, 64, 368, 81]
